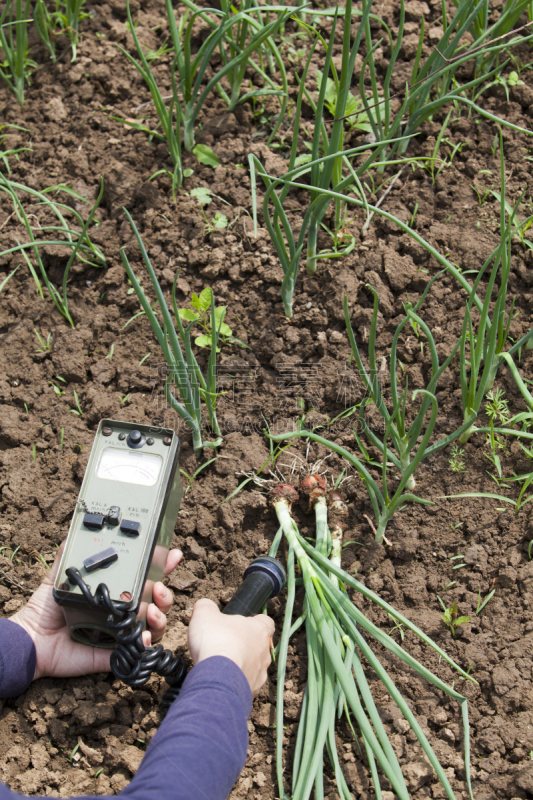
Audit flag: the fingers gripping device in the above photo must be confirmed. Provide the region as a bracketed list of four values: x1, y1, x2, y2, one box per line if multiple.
[53, 420, 286, 709]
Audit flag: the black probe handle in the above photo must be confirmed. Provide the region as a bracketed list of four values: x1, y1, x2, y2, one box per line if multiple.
[160, 555, 287, 715]
[222, 556, 287, 617]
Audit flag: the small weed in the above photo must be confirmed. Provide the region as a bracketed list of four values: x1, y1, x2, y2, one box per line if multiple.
[9, 545, 21, 563]
[180, 457, 218, 494]
[34, 329, 52, 352]
[471, 183, 493, 206]
[475, 588, 496, 614]
[178, 287, 248, 352]
[449, 444, 466, 473]
[34, 552, 49, 570]
[69, 390, 83, 416]
[203, 211, 228, 235]
[106, 344, 115, 360]
[49, 381, 65, 397]
[485, 389, 510, 425]
[121, 302, 158, 330]
[438, 597, 471, 637]
[119, 393, 131, 404]
[441, 580, 456, 591]
[387, 614, 405, 642]
[67, 742, 80, 763]
[450, 554, 467, 570]
[138, 352, 151, 366]
[458, 663, 474, 682]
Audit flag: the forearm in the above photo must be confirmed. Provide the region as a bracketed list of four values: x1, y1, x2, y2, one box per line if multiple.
[0, 652, 252, 800]
[120, 656, 252, 800]
[0, 619, 36, 697]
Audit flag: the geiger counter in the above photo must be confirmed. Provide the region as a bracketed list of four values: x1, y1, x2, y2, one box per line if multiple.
[53, 419, 182, 650]
[53, 419, 286, 705]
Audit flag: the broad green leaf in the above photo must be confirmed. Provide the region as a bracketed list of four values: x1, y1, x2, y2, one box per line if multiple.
[190, 292, 201, 311]
[294, 154, 312, 167]
[316, 69, 370, 132]
[199, 287, 212, 311]
[190, 186, 212, 206]
[214, 306, 227, 320]
[193, 144, 221, 169]
[178, 308, 200, 321]
[195, 334, 212, 348]
[212, 211, 228, 229]
[183, 168, 194, 178]
[455, 616, 471, 627]
[219, 323, 232, 336]
[346, 95, 372, 132]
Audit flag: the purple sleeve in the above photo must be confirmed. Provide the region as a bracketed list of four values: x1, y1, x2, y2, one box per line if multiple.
[119, 656, 253, 800]
[0, 619, 36, 698]
[0, 656, 252, 800]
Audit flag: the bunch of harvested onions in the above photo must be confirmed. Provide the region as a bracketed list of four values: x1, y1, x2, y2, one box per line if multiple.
[268, 477, 474, 800]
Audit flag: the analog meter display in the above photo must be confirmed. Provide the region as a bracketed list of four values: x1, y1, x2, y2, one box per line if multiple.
[97, 448, 163, 486]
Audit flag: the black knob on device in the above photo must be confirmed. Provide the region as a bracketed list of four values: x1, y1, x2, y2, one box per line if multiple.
[222, 556, 286, 617]
[128, 430, 145, 449]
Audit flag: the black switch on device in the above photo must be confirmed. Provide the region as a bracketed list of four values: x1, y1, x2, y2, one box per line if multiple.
[83, 513, 104, 531]
[83, 547, 118, 573]
[120, 519, 141, 537]
[106, 506, 121, 526]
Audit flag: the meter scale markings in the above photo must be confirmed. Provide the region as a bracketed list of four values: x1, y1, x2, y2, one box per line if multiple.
[97, 448, 163, 486]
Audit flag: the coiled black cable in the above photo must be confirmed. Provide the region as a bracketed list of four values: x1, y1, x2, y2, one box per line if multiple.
[64, 555, 286, 716]
[65, 567, 187, 711]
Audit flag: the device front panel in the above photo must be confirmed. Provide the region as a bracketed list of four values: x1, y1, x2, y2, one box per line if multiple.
[54, 421, 179, 607]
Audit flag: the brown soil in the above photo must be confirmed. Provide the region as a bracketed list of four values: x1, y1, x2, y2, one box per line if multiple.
[1, 1, 533, 798]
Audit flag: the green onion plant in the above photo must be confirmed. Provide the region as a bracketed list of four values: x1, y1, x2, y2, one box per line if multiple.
[269, 482, 474, 800]
[0, 0, 35, 104]
[250, 0, 391, 300]
[253, 114, 533, 318]
[356, 0, 533, 166]
[450, 0, 533, 78]
[120, 209, 223, 457]
[34, 0, 88, 61]
[250, 0, 533, 317]
[174, 0, 291, 141]
[0, 123, 31, 171]
[119, 0, 291, 191]
[0, 174, 105, 326]
[268, 280, 475, 542]
[457, 134, 533, 442]
[249, 135, 409, 317]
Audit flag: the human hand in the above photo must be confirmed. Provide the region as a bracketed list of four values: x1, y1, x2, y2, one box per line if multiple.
[188, 598, 275, 697]
[10, 541, 182, 681]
